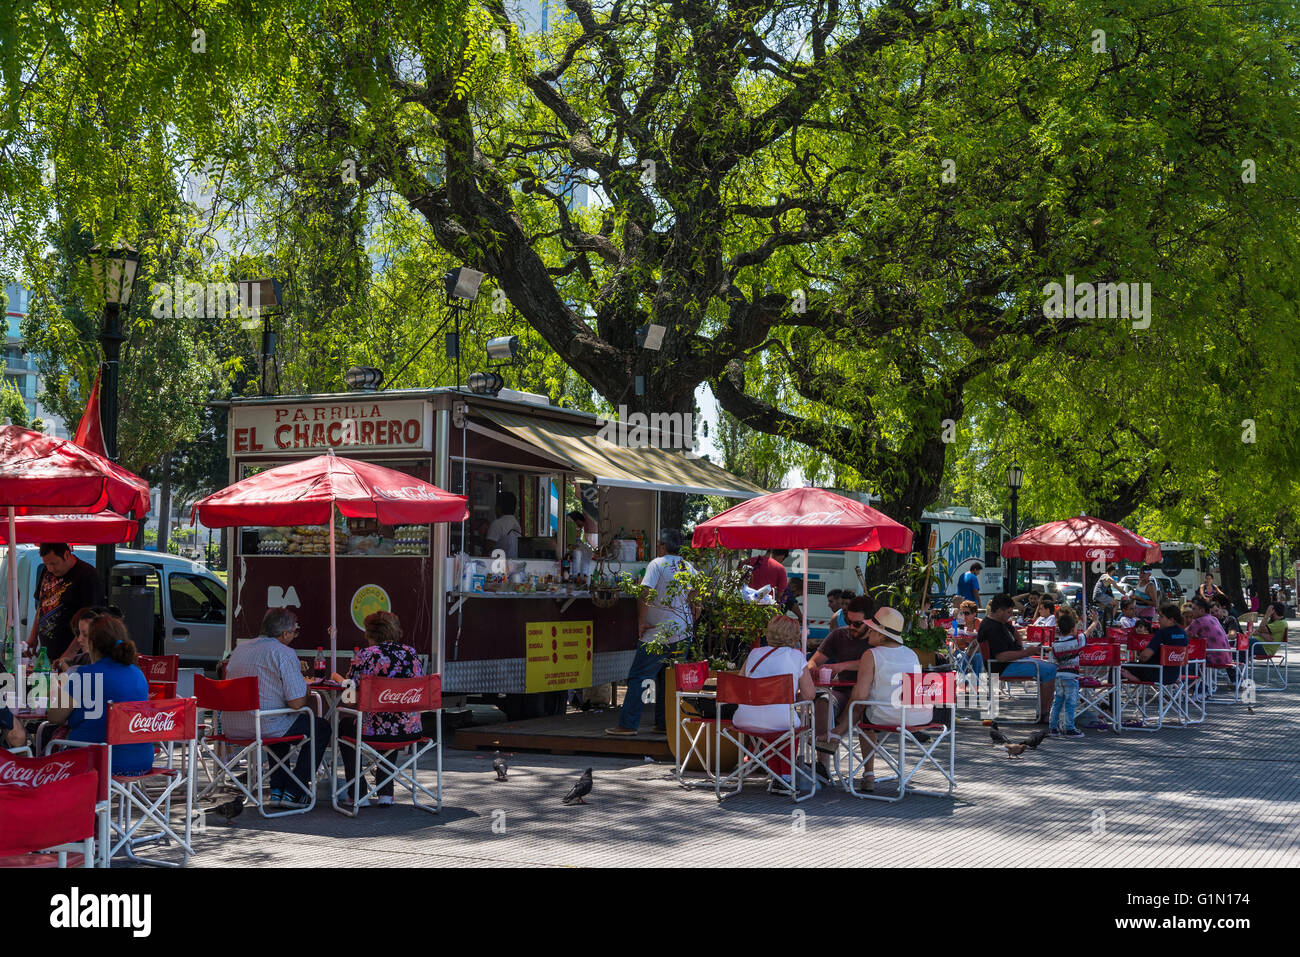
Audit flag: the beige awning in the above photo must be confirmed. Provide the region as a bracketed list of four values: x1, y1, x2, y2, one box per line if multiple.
[478, 409, 766, 499]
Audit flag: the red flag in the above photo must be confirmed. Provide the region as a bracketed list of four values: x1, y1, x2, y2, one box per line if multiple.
[72, 369, 107, 458]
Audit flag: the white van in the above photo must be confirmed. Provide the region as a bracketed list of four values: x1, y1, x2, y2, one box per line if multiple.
[0, 546, 228, 667]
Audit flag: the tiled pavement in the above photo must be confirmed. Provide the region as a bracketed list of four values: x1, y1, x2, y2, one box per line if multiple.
[185, 639, 1300, 868]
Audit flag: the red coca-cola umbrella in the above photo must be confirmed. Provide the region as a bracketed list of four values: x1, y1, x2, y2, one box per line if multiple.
[0, 424, 151, 683]
[1001, 516, 1162, 618]
[692, 487, 914, 651]
[0, 425, 149, 516]
[192, 451, 468, 669]
[0, 512, 138, 545]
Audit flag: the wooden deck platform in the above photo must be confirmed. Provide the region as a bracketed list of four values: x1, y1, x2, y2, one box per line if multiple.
[452, 709, 672, 760]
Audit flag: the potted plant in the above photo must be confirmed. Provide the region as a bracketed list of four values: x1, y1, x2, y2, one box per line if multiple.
[868, 552, 951, 667]
[618, 547, 774, 769]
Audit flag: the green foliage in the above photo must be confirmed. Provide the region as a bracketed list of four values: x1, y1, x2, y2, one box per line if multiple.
[0, 381, 28, 428]
[617, 547, 775, 670]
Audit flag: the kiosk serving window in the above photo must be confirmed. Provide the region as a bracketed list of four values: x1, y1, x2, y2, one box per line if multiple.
[236, 458, 433, 557]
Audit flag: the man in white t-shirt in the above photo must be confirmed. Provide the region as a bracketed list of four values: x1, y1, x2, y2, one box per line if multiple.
[607, 529, 697, 736]
[486, 492, 522, 559]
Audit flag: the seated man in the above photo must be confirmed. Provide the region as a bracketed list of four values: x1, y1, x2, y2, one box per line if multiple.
[978, 593, 1056, 724]
[1211, 596, 1241, 643]
[225, 609, 331, 809]
[1186, 595, 1234, 684]
[1122, 604, 1188, 685]
[806, 595, 875, 782]
[1251, 602, 1289, 659]
[1, 706, 26, 751]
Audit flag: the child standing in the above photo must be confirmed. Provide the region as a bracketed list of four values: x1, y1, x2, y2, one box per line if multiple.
[1049, 610, 1086, 738]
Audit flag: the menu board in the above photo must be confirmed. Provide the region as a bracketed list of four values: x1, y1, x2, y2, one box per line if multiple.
[524, 620, 594, 693]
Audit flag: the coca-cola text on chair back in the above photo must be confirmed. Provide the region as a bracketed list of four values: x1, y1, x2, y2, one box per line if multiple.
[194, 674, 260, 712]
[137, 654, 179, 684]
[1078, 644, 1121, 667]
[674, 661, 709, 692]
[902, 672, 956, 707]
[1161, 645, 1189, 667]
[0, 771, 99, 857]
[1106, 626, 1134, 644]
[715, 673, 791, 707]
[356, 675, 441, 713]
[107, 698, 198, 745]
[1187, 637, 1207, 661]
[1026, 625, 1054, 644]
[0, 745, 109, 803]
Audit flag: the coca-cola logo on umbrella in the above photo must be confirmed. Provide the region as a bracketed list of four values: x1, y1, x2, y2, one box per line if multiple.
[746, 508, 848, 526]
[375, 485, 449, 502]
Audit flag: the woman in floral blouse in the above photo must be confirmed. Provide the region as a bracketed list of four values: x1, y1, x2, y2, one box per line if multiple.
[339, 611, 424, 806]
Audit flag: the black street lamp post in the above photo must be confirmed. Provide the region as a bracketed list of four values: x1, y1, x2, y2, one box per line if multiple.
[88, 243, 140, 597]
[1006, 461, 1024, 595]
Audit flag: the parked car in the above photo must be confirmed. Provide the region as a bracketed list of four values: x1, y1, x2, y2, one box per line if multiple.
[0, 545, 227, 667]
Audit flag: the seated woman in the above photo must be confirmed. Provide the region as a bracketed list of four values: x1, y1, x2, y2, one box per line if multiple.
[820, 607, 932, 792]
[1122, 605, 1188, 685]
[338, 611, 424, 807]
[1033, 600, 1057, 628]
[732, 614, 814, 788]
[44, 616, 152, 775]
[54, 606, 109, 674]
[950, 600, 984, 676]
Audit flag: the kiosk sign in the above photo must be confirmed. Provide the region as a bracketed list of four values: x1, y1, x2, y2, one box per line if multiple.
[231, 399, 429, 454]
[525, 620, 594, 693]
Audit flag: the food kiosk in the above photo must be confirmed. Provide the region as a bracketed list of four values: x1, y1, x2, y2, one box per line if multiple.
[221, 387, 764, 718]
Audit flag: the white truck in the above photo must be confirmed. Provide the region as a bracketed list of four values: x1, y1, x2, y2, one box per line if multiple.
[0, 546, 228, 666]
[787, 504, 1008, 641]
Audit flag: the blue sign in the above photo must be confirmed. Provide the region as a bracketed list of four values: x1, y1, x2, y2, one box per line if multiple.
[934, 528, 984, 593]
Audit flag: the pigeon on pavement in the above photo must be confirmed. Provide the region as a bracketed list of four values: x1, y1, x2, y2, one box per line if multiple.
[211, 796, 244, 825]
[989, 722, 1011, 746]
[1004, 743, 1027, 758]
[562, 767, 593, 805]
[1024, 729, 1048, 750]
[493, 751, 508, 781]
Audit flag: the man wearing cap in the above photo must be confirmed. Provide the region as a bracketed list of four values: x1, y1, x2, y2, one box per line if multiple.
[607, 529, 697, 736]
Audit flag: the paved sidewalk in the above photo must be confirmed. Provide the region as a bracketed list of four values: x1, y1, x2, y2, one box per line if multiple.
[187, 645, 1299, 868]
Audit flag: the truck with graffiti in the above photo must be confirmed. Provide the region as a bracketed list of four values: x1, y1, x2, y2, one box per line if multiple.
[782, 502, 1008, 640]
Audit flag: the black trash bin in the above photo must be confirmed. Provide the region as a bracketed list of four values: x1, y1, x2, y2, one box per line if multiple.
[110, 563, 158, 655]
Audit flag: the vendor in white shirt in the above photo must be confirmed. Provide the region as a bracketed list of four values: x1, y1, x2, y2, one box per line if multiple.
[486, 492, 522, 559]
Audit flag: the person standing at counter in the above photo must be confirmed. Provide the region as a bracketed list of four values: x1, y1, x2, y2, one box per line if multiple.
[607, 529, 697, 736]
[486, 492, 522, 559]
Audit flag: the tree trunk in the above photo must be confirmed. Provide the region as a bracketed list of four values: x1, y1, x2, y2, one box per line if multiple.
[1244, 543, 1271, 612]
[157, 452, 172, 554]
[1216, 541, 1244, 611]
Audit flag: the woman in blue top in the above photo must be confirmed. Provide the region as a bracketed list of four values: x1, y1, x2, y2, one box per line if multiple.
[45, 615, 152, 774]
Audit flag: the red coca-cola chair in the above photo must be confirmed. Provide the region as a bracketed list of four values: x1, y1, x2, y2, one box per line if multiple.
[0, 745, 108, 867]
[672, 661, 715, 789]
[136, 654, 180, 700]
[839, 671, 955, 803]
[194, 674, 317, 818]
[0, 771, 99, 868]
[1075, 643, 1122, 733]
[714, 672, 816, 804]
[331, 675, 441, 817]
[52, 698, 197, 867]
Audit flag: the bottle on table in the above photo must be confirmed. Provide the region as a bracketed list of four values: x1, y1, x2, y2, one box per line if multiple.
[313, 646, 327, 678]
